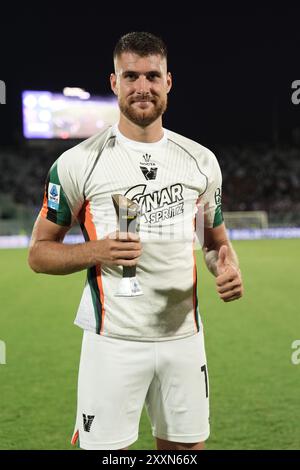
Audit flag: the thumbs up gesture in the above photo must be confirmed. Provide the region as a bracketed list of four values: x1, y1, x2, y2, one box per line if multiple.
[216, 245, 243, 302]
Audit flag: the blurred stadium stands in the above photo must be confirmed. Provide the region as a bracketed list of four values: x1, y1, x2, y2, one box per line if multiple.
[215, 142, 300, 227]
[0, 139, 299, 236]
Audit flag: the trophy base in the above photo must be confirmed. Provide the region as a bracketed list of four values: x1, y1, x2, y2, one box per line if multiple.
[115, 277, 143, 297]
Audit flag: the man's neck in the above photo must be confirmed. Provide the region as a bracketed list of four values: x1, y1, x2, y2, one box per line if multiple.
[117, 116, 164, 143]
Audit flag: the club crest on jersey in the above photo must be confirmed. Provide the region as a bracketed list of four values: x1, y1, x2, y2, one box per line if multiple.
[140, 153, 158, 180]
[48, 183, 61, 210]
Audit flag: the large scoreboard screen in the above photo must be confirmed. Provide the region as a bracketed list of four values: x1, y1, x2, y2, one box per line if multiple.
[22, 90, 119, 139]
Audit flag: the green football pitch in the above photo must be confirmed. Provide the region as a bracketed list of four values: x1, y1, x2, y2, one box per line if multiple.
[0, 239, 299, 450]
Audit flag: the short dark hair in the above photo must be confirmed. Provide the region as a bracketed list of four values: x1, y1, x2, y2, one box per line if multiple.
[113, 32, 167, 61]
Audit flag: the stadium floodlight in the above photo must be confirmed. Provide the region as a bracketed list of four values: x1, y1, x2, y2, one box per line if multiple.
[63, 87, 90, 99]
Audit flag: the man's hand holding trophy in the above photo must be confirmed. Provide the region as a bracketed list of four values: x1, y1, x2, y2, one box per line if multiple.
[111, 194, 143, 297]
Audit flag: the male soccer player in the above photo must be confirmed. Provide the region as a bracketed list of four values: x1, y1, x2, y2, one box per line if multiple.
[28, 32, 243, 450]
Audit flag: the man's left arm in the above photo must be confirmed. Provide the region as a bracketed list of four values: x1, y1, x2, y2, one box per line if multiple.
[203, 222, 244, 302]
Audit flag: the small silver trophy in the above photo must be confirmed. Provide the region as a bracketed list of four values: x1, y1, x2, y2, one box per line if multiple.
[112, 194, 143, 297]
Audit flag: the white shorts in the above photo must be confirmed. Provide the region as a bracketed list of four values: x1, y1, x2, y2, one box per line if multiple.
[71, 330, 210, 450]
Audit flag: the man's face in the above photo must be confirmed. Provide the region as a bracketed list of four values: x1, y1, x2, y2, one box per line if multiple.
[110, 52, 172, 127]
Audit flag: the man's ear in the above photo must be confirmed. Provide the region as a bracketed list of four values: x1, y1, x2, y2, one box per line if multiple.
[110, 73, 118, 96]
[166, 72, 172, 94]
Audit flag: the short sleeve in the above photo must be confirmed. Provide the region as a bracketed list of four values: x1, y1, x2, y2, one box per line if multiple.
[40, 161, 72, 226]
[202, 153, 224, 228]
[39, 141, 87, 226]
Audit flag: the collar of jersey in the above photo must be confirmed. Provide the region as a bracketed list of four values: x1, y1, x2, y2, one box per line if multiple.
[113, 124, 168, 149]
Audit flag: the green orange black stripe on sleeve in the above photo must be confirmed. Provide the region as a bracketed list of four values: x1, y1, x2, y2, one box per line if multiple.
[213, 205, 224, 228]
[40, 162, 72, 226]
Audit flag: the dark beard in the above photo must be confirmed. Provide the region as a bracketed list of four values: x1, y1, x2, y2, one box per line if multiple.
[119, 97, 167, 128]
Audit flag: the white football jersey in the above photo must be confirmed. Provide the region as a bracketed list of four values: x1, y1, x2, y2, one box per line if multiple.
[40, 125, 223, 341]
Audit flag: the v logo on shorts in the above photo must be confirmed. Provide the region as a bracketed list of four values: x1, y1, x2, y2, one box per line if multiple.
[82, 414, 95, 432]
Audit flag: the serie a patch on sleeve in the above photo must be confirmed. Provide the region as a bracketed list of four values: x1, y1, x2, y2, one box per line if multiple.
[48, 183, 61, 210]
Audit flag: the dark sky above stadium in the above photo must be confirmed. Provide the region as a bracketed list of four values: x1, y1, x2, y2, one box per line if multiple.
[1, 8, 300, 146]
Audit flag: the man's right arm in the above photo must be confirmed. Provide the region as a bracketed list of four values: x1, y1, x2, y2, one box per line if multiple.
[28, 216, 142, 275]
